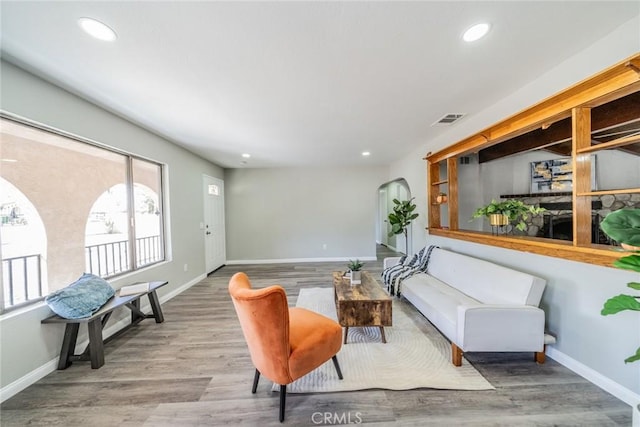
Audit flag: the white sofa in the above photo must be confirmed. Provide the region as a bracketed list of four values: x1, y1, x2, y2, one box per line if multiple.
[384, 247, 549, 366]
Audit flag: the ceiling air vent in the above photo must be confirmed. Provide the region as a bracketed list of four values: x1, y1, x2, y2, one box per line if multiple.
[432, 113, 465, 126]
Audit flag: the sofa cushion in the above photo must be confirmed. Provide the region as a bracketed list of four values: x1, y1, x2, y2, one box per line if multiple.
[402, 273, 482, 340]
[426, 248, 545, 306]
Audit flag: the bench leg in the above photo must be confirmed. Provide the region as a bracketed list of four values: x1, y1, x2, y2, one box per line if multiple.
[126, 301, 149, 324]
[147, 290, 164, 323]
[343, 327, 349, 344]
[379, 327, 387, 344]
[87, 319, 105, 369]
[452, 343, 463, 367]
[535, 345, 546, 364]
[57, 323, 80, 370]
[130, 298, 144, 324]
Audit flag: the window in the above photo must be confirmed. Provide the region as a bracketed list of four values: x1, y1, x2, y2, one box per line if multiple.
[0, 178, 47, 308]
[0, 116, 166, 312]
[131, 158, 164, 268]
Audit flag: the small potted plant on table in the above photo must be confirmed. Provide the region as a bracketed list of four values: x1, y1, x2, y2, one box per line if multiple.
[348, 259, 364, 285]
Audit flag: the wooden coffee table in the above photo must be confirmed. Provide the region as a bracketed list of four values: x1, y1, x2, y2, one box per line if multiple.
[333, 271, 392, 344]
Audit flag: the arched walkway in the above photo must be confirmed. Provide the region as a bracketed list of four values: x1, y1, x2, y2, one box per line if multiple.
[377, 178, 411, 254]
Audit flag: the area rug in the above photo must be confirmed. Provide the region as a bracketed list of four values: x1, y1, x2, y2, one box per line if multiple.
[280, 287, 494, 393]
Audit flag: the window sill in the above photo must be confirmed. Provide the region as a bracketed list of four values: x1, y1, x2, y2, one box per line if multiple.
[427, 228, 626, 268]
[0, 300, 48, 320]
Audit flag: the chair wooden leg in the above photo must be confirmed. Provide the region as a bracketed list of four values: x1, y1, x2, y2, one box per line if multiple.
[279, 384, 286, 422]
[252, 369, 260, 393]
[452, 343, 463, 367]
[332, 355, 343, 380]
[535, 345, 547, 364]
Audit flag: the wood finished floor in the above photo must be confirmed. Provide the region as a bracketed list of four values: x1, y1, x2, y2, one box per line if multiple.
[1, 245, 631, 426]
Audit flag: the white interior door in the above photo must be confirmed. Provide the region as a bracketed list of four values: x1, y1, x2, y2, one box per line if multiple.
[378, 189, 388, 245]
[203, 175, 226, 274]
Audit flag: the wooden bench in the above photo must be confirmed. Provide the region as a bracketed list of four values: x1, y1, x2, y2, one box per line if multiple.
[42, 281, 168, 370]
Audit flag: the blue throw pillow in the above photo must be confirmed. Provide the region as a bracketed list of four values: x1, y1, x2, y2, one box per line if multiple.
[45, 273, 115, 319]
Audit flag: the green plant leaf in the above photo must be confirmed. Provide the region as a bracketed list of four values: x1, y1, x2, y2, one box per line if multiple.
[601, 294, 640, 315]
[613, 254, 640, 273]
[600, 209, 640, 246]
[624, 347, 640, 364]
[627, 282, 640, 290]
[347, 259, 363, 271]
[470, 199, 544, 225]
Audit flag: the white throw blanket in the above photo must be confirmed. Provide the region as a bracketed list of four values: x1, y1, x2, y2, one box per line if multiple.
[382, 245, 437, 296]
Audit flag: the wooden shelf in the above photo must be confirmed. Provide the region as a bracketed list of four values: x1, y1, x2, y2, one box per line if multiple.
[576, 133, 640, 154]
[425, 53, 640, 267]
[428, 228, 627, 269]
[577, 188, 640, 196]
[500, 192, 572, 198]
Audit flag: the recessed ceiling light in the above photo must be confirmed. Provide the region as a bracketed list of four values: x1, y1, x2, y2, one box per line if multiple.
[362, 151, 371, 157]
[1, 158, 18, 163]
[242, 153, 251, 158]
[463, 23, 490, 42]
[78, 17, 117, 42]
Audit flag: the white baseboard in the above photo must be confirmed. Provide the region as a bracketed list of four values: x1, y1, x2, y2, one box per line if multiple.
[0, 358, 58, 402]
[384, 245, 401, 253]
[160, 274, 205, 303]
[226, 256, 377, 265]
[0, 274, 205, 403]
[546, 346, 640, 409]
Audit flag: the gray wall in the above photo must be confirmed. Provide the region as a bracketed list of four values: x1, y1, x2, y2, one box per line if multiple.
[390, 16, 640, 400]
[0, 60, 223, 390]
[225, 166, 387, 261]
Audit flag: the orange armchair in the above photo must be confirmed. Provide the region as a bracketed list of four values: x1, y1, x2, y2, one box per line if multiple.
[228, 272, 343, 422]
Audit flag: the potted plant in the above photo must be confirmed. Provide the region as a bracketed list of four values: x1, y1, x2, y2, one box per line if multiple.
[471, 199, 545, 232]
[599, 208, 640, 364]
[388, 198, 419, 255]
[347, 259, 364, 285]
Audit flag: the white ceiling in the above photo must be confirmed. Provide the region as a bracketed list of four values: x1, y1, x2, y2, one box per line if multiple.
[1, 1, 638, 168]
